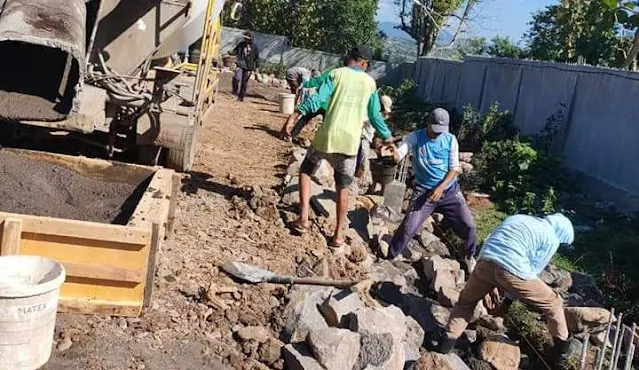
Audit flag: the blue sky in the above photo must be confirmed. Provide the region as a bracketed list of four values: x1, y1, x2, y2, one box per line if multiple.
[377, 0, 556, 43]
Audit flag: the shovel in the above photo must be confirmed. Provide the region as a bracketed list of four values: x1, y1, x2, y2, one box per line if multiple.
[222, 262, 358, 288]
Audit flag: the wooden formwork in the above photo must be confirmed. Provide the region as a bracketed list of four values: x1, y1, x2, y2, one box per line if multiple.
[0, 149, 180, 317]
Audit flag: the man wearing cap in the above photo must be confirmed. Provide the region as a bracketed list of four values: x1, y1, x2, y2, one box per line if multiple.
[286, 66, 311, 96]
[389, 108, 477, 269]
[229, 30, 260, 102]
[436, 213, 575, 370]
[284, 45, 393, 248]
[281, 67, 339, 141]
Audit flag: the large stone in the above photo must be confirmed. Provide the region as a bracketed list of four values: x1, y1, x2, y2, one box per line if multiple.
[565, 307, 614, 333]
[311, 159, 335, 187]
[236, 326, 270, 344]
[423, 256, 464, 292]
[348, 306, 407, 370]
[479, 335, 521, 370]
[291, 148, 308, 163]
[308, 328, 360, 370]
[320, 290, 365, 327]
[369, 260, 408, 288]
[477, 316, 506, 333]
[438, 286, 463, 308]
[418, 230, 451, 258]
[414, 352, 471, 370]
[459, 152, 474, 163]
[569, 272, 604, 304]
[259, 338, 284, 365]
[283, 287, 334, 343]
[283, 343, 324, 370]
[430, 302, 451, 327]
[460, 162, 474, 174]
[539, 265, 573, 292]
[404, 316, 426, 363]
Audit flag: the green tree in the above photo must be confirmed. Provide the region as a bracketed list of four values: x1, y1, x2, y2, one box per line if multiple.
[457, 36, 524, 59]
[525, 0, 638, 69]
[223, 0, 384, 56]
[395, 0, 481, 56]
[457, 37, 488, 56]
[487, 36, 524, 58]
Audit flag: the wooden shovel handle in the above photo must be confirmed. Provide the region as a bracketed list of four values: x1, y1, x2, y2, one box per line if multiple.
[267, 276, 359, 288]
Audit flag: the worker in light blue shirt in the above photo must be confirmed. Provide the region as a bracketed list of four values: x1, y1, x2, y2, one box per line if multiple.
[389, 108, 477, 270]
[438, 213, 575, 370]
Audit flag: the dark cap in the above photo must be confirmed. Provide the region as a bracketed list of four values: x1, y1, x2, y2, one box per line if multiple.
[349, 45, 373, 61]
[243, 30, 253, 40]
[428, 108, 450, 133]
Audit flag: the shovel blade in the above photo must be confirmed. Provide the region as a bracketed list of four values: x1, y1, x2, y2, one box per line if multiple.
[222, 262, 275, 284]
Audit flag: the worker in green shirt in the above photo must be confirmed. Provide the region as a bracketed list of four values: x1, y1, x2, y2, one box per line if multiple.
[285, 45, 394, 248]
[281, 68, 334, 141]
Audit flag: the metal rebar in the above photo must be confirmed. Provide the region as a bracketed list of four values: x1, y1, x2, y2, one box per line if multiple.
[613, 326, 627, 370]
[624, 344, 635, 370]
[579, 333, 590, 370]
[596, 308, 616, 370]
[623, 323, 637, 370]
[608, 312, 623, 370]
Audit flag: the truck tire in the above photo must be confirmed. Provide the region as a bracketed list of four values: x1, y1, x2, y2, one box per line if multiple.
[165, 125, 197, 172]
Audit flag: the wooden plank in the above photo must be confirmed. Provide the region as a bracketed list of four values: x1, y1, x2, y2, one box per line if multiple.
[143, 222, 162, 308]
[61, 261, 144, 283]
[128, 168, 174, 232]
[0, 213, 150, 245]
[166, 173, 181, 238]
[1, 218, 22, 256]
[58, 298, 141, 317]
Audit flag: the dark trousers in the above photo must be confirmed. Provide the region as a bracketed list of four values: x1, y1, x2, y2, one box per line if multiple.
[232, 68, 252, 99]
[389, 182, 477, 259]
[290, 108, 325, 137]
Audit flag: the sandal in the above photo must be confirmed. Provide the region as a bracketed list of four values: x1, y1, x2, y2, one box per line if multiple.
[291, 220, 310, 235]
[330, 239, 347, 249]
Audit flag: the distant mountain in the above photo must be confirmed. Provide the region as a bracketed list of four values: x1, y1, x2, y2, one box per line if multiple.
[377, 22, 460, 63]
[378, 21, 455, 44]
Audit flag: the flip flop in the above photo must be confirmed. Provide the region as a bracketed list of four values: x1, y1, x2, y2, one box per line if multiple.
[330, 239, 347, 249]
[291, 221, 310, 235]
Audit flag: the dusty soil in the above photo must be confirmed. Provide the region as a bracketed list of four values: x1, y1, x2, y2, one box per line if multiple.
[43, 73, 342, 370]
[0, 150, 150, 224]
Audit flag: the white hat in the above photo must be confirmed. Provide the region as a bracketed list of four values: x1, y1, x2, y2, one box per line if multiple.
[380, 95, 393, 113]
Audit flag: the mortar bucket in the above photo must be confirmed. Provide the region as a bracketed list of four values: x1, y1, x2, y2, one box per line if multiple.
[370, 157, 397, 187]
[280, 93, 296, 115]
[0, 256, 66, 370]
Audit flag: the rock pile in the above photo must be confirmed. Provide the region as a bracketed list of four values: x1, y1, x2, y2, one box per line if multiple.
[272, 147, 615, 370]
[254, 73, 289, 90]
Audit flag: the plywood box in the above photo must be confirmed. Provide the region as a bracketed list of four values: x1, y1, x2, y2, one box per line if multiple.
[0, 149, 179, 317]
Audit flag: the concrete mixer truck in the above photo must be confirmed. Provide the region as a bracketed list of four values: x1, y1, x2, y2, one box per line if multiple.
[0, 0, 236, 171]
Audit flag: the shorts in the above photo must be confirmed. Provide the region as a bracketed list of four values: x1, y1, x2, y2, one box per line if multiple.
[300, 147, 357, 188]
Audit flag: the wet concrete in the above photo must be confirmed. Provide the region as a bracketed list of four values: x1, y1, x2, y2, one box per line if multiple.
[0, 150, 151, 224]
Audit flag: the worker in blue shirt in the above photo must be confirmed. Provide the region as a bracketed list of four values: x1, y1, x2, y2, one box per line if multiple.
[437, 213, 575, 370]
[390, 108, 477, 270]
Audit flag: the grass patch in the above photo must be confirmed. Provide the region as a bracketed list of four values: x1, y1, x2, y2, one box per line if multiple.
[472, 205, 506, 245]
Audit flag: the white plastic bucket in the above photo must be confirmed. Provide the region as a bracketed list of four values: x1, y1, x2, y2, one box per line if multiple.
[0, 256, 66, 370]
[280, 93, 296, 115]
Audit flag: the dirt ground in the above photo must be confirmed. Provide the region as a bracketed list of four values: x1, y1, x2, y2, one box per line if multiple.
[43, 73, 335, 370]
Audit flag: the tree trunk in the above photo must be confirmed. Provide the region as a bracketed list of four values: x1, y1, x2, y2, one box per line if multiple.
[622, 28, 639, 70]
